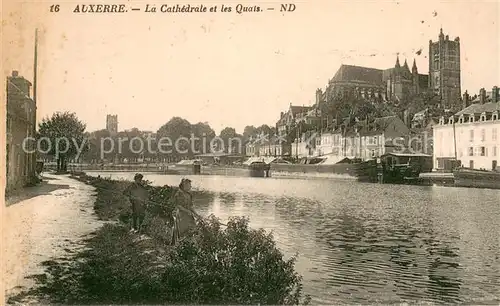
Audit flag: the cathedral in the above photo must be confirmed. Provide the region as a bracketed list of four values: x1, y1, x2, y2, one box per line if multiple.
[321, 29, 461, 108]
[323, 56, 429, 104]
[382, 56, 429, 102]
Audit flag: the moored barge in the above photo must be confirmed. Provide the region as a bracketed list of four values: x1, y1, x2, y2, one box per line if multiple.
[453, 168, 500, 190]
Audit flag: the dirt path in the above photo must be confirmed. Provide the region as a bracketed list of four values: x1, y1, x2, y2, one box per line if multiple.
[2, 174, 105, 300]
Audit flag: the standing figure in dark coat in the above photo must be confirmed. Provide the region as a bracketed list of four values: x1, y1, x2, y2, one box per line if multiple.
[123, 173, 149, 233]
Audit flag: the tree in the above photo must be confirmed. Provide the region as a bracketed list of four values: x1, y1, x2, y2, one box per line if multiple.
[318, 91, 380, 131]
[117, 128, 144, 163]
[38, 112, 86, 172]
[191, 122, 216, 155]
[156, 117, 192, 161]
[256, 124, 274, 137]
[219, 127, 242, 154]
[84, 129, 113, 164]
[242, 125, 258, 142]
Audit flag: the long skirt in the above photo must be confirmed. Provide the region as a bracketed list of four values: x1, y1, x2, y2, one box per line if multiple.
[170, 211, 197, 245]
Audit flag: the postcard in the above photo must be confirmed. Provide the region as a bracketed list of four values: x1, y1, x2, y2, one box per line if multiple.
[2, 0, 499, 304]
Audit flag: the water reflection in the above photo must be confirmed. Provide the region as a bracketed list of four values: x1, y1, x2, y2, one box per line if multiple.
[88, 172, 500, 304]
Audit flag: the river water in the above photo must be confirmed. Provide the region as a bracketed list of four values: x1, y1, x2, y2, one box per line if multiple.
[88, 171, 500, 304]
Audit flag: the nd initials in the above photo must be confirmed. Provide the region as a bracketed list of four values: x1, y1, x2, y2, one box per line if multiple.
[280, 4, 296, 12]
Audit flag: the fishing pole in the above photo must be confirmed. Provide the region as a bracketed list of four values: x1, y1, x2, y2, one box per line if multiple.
[82, 176, 228, 227]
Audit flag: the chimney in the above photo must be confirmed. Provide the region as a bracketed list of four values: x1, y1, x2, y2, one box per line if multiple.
[492, 86, 499, 103]
[479, 88, 486, 104]
[12, 70, 19, 77]
[280, 112, 284, 118]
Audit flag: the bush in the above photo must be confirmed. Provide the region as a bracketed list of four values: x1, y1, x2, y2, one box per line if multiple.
[164, 215, 310, 305]
[18, 217, 309, 305]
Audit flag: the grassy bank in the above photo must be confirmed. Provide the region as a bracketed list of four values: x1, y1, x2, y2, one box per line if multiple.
[10, 173, 310, 305]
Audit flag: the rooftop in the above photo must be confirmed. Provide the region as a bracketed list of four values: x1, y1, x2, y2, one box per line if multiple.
[330, 64, 384, 86]
[454, 102, 500, 116]
[290, 105, 313, 116]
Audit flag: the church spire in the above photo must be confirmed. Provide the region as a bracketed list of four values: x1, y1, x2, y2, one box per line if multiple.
[412, 59, 418, 73]
[403, 58, 410, 73]
[395, 54, 401, 68]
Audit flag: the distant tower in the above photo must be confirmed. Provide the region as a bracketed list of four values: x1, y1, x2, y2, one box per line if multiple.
[428, 28, 461, 109]
[106, 114, 118, 134]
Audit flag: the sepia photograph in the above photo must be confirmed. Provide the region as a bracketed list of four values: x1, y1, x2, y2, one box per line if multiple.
[2, 0, 499, 304]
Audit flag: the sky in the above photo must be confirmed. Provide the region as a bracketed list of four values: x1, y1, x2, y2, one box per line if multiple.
[2, 0, 499, 135]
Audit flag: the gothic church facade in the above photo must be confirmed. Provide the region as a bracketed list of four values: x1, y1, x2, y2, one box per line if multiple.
[323, 29, 460, 107]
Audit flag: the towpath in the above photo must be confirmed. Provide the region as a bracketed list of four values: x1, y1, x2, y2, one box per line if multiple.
[2, 174, 105, 302]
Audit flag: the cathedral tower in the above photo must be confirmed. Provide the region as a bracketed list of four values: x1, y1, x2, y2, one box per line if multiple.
[428, 28, 461, 109]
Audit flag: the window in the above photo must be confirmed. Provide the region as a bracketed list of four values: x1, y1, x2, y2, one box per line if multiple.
[493, 112, 499, 120]
[459, 149, 463, 157]
[481, 129, 486, 141]
[468, 147, 474, 156]
[480, 113, 486, 122]
[470, 130, 474, 142]
[476, 146, 487, 156]
[493, 128, 498, 141]
[469, 115, 475, 123]
[437, 159, 445, 169]
[459, 115, 464, 124]
[494, 146, 498, 157]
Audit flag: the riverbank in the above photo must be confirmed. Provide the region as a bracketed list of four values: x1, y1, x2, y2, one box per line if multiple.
[8, 173, 309, 305]
[3, 174, 105, 303]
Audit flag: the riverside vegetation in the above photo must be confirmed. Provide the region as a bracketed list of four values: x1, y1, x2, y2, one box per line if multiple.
[9, 173, 310, 305]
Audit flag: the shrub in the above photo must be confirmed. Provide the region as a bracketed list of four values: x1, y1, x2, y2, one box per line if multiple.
[18, 217, 309, 305]
[162, 215, 310, 305]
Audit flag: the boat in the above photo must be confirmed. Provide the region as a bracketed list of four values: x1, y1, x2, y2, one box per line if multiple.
[374, 152, 433, 184]
[269, 156, 363, 179]
[418, 171, 455, 186]
[453, 168, 500, 190]
[242, 158, 271, 177]
[172, 159, 202, 174]
[247, 161, 271, 177]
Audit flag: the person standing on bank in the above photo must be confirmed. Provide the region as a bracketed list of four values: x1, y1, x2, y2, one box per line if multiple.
[170, 178, 201, 245]
[123, 173, 149, 233]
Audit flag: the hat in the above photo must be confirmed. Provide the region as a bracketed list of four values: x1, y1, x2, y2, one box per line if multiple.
[134, 173, 144, 180]
[181, 178, 192, 184]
